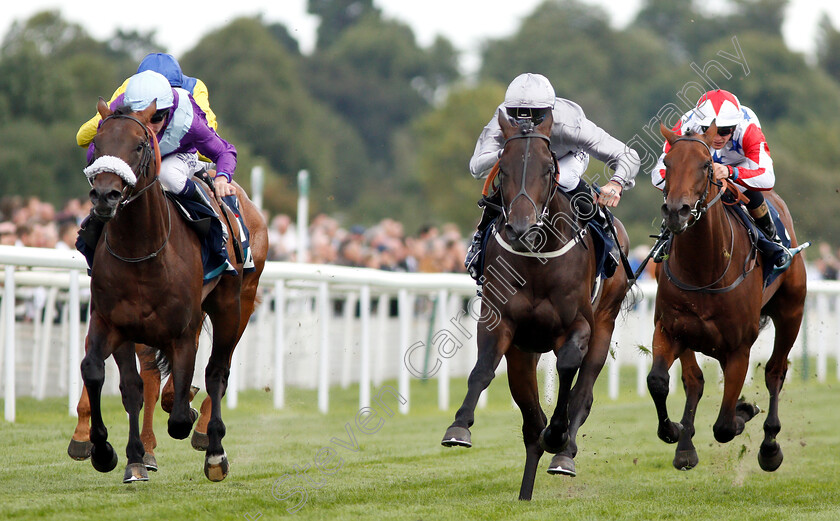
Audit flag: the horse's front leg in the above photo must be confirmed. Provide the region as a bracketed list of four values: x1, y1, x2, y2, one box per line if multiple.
[80, 315, 120, 474]
[673, 351, 704, 470]
[647, 323, 682, 444]
[540, 314, 590, 455]
[550, 313, 612, 477]
[166, 334, 199, 441]
[441, 321, 513, 448]
[68, 335, 93, 461]
[505, 348, 545, 500]
[112, 342, 148, 482]
[713, 349, 759, 443]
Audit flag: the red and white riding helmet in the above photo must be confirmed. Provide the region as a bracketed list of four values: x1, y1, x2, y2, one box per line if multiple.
[693, 89, 742, 127]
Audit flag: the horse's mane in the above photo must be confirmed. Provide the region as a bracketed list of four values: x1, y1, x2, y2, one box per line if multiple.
[114, 104, 133, 116]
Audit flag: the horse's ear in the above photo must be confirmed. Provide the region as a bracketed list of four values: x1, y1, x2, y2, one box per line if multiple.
[97, 97, 112, 119]
[702, 120, 718, 143]
[659, 121, 678, 145]
[498, 108, 516, 138]
[137, 99, 158, 123]
[536, 110, 553, 136]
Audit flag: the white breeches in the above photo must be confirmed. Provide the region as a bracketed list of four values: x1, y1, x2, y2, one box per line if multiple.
[159, 152, 201, 194]
[556, 150, 590, 191]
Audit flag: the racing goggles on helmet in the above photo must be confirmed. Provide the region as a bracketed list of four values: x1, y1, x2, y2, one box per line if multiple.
[506, 106, 550, 124]
[701, 124, 735, 136]
[150, 107, 170, 124]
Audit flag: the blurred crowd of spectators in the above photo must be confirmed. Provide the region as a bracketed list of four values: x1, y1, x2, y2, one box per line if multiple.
[0, 195, 468, 274]
[5, 194, 840, 281]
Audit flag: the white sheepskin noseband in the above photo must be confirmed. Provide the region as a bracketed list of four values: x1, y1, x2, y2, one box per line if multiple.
[84, 155, 137, 186]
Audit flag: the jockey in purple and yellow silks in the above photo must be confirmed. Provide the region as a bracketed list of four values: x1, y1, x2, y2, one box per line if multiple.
[76, 53, 217, 153]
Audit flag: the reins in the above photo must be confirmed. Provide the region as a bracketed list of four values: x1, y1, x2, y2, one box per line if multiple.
[96, 113, 172, 263]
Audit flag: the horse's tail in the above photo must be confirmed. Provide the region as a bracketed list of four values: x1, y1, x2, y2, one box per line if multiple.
[141, 347, 171, 379]
[621, 282, 643, 317]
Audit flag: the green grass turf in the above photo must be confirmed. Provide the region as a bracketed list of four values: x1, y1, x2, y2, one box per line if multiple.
[1, 363, 839, 520]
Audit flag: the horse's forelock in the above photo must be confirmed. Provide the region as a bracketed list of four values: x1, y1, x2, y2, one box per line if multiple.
[114, 104, 133, 116]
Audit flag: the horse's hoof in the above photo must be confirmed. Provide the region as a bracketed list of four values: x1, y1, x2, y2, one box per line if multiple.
[67, 439, 93, 461]
[191, 430, 209, 452]
[735, 401, 760, 423]
[758, 442, 783, 472]
[168, 410, 198, 440]
[441, 426, 472, 448]
[143, 452, 158, 471]
[657, 421, 682, 444]
[204, 451, 229, 482]
[673, 449, 699, 471]
[90, 442, 118, 473]
[538, 427, 569, 454]
[123, 462, 149, 483]
[547, 454, 576, 476]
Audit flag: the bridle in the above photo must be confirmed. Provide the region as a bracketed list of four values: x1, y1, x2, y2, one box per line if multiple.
[663, 136, 756, 293]
[94, 113, 171, 263]
[668, 136, 725, 227]
[498, 125, 558, 229]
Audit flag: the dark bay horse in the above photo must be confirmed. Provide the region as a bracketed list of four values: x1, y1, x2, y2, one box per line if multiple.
[649, 122, 806, 471]
[78, 98, 267, 483]
[441, 111, 630, 500]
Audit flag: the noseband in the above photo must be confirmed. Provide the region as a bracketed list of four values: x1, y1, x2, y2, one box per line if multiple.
[499, 127, 557, 228]
[669, 137, 724, 227]
[94, 114, 160, 207]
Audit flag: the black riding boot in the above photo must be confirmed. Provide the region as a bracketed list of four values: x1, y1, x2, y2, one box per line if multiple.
[753, 208, 792, 270]
[566, 179, 596, 224]
[77, 211, 105, 251]
[465, 191, 502, 284]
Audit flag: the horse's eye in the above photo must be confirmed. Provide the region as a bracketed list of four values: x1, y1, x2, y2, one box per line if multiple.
[136, 143, 144, 153]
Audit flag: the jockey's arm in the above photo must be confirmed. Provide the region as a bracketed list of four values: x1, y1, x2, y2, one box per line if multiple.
[469, 108, 505, 179]
[76, 79, 129, 147]
[571, 117, 640, 207]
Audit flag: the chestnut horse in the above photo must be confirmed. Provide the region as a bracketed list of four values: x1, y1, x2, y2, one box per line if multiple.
[77, 99, 267, 483]
[441, 111, 630, 500]
[649, 122, 806, 471]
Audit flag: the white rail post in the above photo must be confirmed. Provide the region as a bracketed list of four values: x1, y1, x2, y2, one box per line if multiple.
[317, 281, 330, 413]
[397, 289, 411, 414]
[68, 270, 81, 418]
[4, 265, 15, 422]
[608, 333, 619, 400]
[296, 170, 309, 263]
[340, 293, 358, 389]
[251, 166, 264, 212]
[816, 293, 828, 382]
[359, 285, 371, 409]
[436, 289, 449, 411]
[273, 280, 286, 409]
[636, 297, 650, 397]
[374, 293, 388, 388]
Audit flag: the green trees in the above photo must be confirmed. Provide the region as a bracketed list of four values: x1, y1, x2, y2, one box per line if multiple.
[2, 2, 840, 245]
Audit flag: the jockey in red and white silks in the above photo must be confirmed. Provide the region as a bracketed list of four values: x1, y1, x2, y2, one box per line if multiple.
[651, 89, 774, 192]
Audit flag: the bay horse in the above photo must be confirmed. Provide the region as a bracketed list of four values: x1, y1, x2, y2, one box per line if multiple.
[77, 98, 267, 483]
[441, 111, 631, 500]
[649, 122, 806, 471]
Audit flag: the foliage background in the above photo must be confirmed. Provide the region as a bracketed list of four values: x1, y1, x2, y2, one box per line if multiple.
[2, 0, 840, 247]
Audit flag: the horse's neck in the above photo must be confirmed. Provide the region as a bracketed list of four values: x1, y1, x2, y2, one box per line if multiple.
[108, 183, 170, 247]
[539, 194, 580, 251]
[671, 203, 738, 276]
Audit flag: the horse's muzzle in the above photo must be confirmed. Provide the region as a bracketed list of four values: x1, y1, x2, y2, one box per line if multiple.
[661, 202, 691, 234]
[90, 186, 121, 221]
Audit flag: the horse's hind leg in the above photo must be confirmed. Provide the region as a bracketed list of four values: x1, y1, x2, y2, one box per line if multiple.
[506, 348, 546, 501]
[113, 343, 148, 483]
[442, 323, 512, 448]
[759, 309, 802, 471]
[673, 351, 704, 470]
[68, 335, 93, 461]
[647, 325, 682, 445]
[136, 345, 161, 471]
[539, 315, 590, 456]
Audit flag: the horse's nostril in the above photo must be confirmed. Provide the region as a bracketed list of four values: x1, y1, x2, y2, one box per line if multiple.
[679, 204, 691, 218]
[106, 190, 122, 203]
